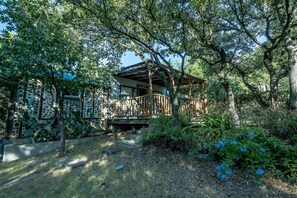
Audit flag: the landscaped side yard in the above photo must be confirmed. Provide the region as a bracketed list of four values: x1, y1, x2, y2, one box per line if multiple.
[0, 135, 296, 198]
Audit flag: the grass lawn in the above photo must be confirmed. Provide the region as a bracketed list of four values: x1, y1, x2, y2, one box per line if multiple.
[0, 134, 296, 198]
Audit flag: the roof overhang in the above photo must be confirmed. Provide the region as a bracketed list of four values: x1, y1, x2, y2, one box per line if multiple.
[115, 62, 205, 87]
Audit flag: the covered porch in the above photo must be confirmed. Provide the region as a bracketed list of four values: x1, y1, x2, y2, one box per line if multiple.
[110, 62, 207, 125]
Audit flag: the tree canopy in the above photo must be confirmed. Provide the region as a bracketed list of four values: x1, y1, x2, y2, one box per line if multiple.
[0, 0, 123, 155]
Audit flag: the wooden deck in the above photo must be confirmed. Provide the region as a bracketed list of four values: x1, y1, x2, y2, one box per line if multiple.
[109, 117, 150, 125]
[110, 94, 203, 125]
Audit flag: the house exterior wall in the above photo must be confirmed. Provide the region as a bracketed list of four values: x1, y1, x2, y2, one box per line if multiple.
[113, 76, 165, 98]
[109, 76, 121, 100]
[41, 87, 56, 119]
[12, 81, 110, 137]
[115, 76, 164, 91]
[13, 82, 27, 135]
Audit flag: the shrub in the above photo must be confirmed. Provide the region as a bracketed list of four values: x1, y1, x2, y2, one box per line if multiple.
[142, 113, 231, 153]
[201, 113, 232, 130]
[238, 107, 297, 144]
[274, 115, 297, 143]
[141, 115, 194, 151]
[65, 118, 85, 139]
[213, 127, 271, 182]
[180, 113, 232, 152]
[213, 126, 297, 181]
[33, 128, 59, 142]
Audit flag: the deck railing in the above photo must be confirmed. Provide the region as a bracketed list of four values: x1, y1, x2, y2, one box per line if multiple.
[180, 100, 202, 118]
[111, 94, 171, 117]
[111, 94, 202, 118]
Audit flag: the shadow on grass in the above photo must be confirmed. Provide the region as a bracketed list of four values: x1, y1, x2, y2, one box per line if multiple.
[0, 137, 296, 198]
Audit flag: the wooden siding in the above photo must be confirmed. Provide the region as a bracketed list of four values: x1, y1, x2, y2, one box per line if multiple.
[114, 76, 164, 94]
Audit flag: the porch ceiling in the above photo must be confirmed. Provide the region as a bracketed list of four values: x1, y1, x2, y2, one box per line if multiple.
[116, 61, 205, 86]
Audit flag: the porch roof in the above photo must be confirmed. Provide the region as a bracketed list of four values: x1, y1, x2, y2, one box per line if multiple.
[116, 61, 205, 86]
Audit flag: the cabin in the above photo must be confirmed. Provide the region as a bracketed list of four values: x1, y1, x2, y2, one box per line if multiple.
[110, 62, 207, 125]
[9, 62, 206, 138]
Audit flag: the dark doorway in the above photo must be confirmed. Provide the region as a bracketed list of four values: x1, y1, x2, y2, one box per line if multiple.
[138, 87, 148, 96]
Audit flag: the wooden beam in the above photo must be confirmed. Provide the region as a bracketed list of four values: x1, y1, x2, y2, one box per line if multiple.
[118, 73, 147, 79]
[110, 119, 149, 125]
[117, 67, 149, 76]
[135, 76, 160, 81]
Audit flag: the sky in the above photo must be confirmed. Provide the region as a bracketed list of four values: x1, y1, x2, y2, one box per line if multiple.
[120, 51, 142, 67]
[0, 22, 6, 31]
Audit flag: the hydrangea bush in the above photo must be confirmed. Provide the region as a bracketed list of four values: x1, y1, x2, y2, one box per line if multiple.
[213, 127, 297, 182]
[216, 163, 233, 181]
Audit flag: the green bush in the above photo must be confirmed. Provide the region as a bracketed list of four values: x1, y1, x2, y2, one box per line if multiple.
[33, 128, 58, 142]
[281, 147, 297, 179]
[142, 113, 231, 152]
[213, 126, 297, 181]
[213, 127, 271, 181]
[141, 115, 194, 151]
[238, 107, 297, 144]
[180, 113, 232, 152]
[201, 113, 232, 130]
[274, 115, 297, 143]
[65, 118, 85, 139]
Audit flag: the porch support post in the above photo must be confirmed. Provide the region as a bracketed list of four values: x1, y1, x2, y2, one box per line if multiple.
[188, 81, 193, 100]
[202, 82, 207, 113]
[188, 81, 193, 117]
[149, 69, 153, 116]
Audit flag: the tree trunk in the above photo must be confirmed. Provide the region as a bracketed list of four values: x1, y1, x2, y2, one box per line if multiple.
[268, 75, 278, 108]
[235, 64, 270, 108]
[218, 69, 240, 125]
[57, 89, 66, 157]
[226, 85, 239, 124]
[288, 58, 297, 109]
[285, 34, 297, 109]
[171, 95, 180, 127]
[5, 89, 17, 139]
[263, 49, 278, 108]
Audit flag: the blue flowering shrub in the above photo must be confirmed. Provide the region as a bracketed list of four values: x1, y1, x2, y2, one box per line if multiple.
[216, 163, 233, 181]
[213, 126, 297, 181]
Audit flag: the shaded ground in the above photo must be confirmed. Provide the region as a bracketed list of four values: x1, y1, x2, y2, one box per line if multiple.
[0, 133, 296, 198]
